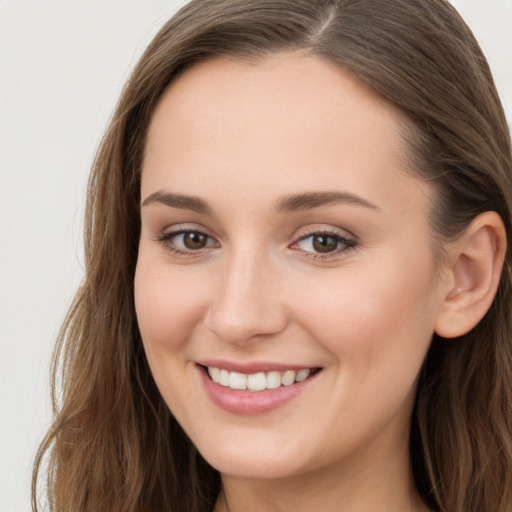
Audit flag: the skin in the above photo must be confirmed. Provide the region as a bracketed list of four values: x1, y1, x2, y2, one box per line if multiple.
[134, 53, 443, 512]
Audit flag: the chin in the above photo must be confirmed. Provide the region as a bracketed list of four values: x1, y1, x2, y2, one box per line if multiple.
[192, 433, 312, 480]
[204, 451, 303, 480]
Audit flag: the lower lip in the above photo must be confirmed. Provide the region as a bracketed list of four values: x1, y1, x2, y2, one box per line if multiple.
[198, 366, 320, 416]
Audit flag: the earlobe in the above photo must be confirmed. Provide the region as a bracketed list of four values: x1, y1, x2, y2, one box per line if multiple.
[434, 211, 507, 339]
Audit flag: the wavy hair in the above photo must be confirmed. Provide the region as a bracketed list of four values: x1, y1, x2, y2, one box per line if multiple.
[33, 1, 512, 511]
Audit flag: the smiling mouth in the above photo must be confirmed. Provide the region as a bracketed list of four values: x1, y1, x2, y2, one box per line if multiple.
[204, 366, 321, 392]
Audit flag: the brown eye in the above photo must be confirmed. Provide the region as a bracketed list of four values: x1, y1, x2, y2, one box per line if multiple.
[183, 231, 208, 250]
[294, 231, 356, 257]
[159, 230, 217, 254]
[312, 234, 339, 253]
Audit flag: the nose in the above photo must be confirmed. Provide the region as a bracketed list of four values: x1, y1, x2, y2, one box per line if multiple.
[203, 248, 287, 345]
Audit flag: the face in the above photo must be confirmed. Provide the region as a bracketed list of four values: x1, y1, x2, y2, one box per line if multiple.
[135, 54, 445, 481]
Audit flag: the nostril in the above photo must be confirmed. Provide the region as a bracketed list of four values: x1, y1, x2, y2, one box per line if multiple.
[203, 304, 287, 345]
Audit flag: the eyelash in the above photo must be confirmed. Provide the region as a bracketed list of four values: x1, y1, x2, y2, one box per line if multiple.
[292, 229, 358, 260]
[155, 227, 358, 260]
[155, 229, 219, 258]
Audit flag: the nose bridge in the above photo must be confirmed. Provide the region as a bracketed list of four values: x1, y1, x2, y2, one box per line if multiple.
[204, 242, 286, 344]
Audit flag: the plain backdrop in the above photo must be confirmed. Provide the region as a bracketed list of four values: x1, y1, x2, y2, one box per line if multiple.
[1, 1, 511, 511]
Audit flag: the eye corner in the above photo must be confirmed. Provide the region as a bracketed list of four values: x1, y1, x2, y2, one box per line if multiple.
[153, 225, 221, 259]
[290, 228, 358, 260]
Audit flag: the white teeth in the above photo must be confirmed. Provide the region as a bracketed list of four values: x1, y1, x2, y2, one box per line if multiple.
[281, 370, 295, 386]
[247, 372, 266, 391]
[229, 371, 247, 390]
[207, 366, 314, 391]
[208, 367, 220, 383]
[219, 369, 230, 386]
[266, 371, 282, 389]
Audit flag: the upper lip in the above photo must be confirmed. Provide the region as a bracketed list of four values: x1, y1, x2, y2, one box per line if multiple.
[197, 359, 319, 374]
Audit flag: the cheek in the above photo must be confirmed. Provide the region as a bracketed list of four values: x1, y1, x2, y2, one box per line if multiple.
[134, 257, 214, 418]
[293, 252, 438, 379]
[290, 258, 437, 451]
[134, 257, 209, 357]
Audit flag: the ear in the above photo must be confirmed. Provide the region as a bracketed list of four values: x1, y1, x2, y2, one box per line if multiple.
[435, 211, 507, 338]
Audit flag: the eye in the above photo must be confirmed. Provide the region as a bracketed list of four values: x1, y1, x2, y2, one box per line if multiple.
[293, 231, 357, 256]
[158, 229, 219, 254]
[177, 231, 210, 250]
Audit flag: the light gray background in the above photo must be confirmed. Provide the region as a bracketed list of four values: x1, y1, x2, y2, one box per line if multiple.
[1, 1, 511, 511]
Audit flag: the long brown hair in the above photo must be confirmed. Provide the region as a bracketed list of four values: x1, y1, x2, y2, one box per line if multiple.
[33, 1, 512, 511]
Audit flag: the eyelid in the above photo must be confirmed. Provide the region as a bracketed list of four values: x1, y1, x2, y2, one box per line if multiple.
[290, 225, 358, 258]
[157, 222, 217, 239]
[152, 223, 358, 259]
[153, 223, 220, 256]
[293, 224, 357, 242]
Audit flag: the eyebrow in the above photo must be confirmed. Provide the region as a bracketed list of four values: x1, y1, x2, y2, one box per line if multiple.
[141, 190, 380, 215]
[142, 191, 212, 214]
[275, 191, 380, 213]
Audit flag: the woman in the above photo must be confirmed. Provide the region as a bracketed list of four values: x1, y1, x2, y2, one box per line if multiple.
[33, 0, 512, 511]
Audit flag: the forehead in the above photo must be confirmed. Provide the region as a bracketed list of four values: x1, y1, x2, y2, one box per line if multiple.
[145, 53, 403, 158]
[142, 53, 428, 220]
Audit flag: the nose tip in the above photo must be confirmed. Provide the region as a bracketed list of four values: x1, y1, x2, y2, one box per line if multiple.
[205, 297, 286, 345]
[203, 261, 287, 345]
